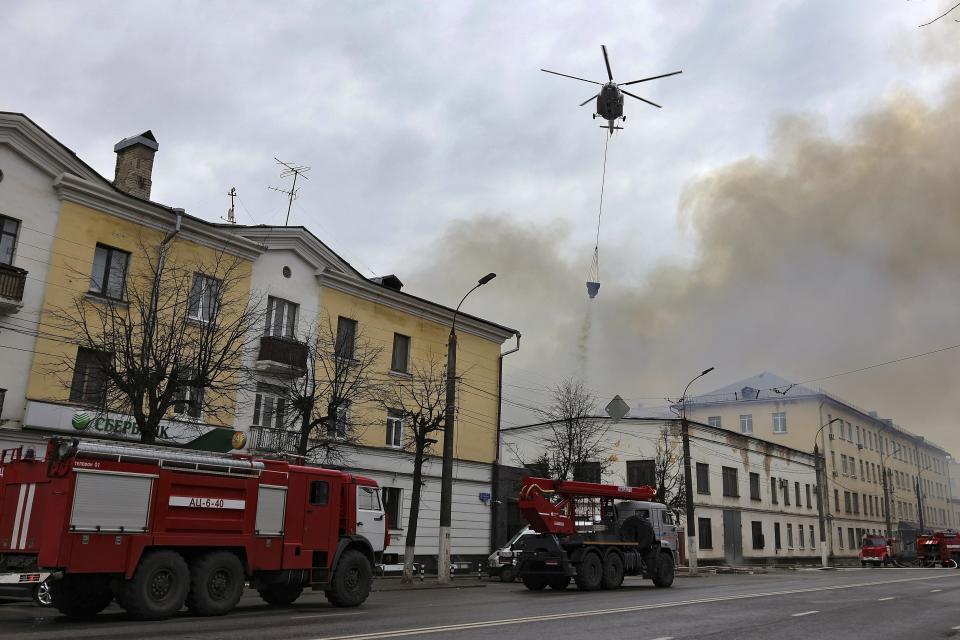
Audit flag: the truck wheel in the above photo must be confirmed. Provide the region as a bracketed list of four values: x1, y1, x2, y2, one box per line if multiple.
[521, 575, 547, 590]
[257, 584, 303, 606]
[326, 550, 372, 607]
[120, 550, 190, 620]
[547, 576, 570, 590]
[50, 574, 113, 617]
[33, 581, 53, 607]
[574, 552, 603, 591]
[652, 552, 675, 588]
[602, 553, 624, 590]
[186, 551, 246, 616]
[499, 565, 516, 583]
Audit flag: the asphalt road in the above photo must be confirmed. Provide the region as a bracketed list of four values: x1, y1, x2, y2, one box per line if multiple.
[1, 568, 959, 640]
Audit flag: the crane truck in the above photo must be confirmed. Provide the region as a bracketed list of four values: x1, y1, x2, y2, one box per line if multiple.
[514, 477, 679, 591]
[0, 438, 386, 619]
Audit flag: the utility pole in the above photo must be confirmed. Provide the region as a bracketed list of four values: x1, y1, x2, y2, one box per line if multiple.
[679, 367, 713, 576]
[814, 443, 828, 568]
[882, 467, 892, 539]
[438, 273, 496, 584]
[269, 158, 310, 226]
[916, 477, 925, 533]
[226, 187, 237, 224]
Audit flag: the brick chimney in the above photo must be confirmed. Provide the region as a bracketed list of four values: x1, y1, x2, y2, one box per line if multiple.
[113, 130, 158, 200]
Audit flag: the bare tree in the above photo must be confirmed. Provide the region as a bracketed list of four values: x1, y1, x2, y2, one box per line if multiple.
[652, 426, 687, 519]
[49, 238, 261, 445]
[275, 313, 384, 464]
[377, 357, 447, 583]
[532, 378, 610, 481]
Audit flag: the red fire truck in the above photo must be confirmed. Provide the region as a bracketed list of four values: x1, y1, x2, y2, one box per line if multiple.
[916, 530, 960, 568]
[0, 438, 386, 619]
[515, 477, 678, 591]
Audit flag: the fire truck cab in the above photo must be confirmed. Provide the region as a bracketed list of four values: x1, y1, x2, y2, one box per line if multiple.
[859, 534, 892, 567]
[0, 438, 386, 619]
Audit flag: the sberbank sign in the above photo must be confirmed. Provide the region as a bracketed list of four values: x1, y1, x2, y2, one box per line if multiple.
[71, 411, 171, 439]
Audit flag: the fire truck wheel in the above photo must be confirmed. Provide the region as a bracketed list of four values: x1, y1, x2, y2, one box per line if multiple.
[547, 576, 570, 590]
[574, 551, 603, 591]
[521, 575, 547, 590]
[186, 551, 246, 616]
[601, 553, 625, 590]
[120, 550, 190, 620]
[652, 551, 675, 588]
[49, 574, 113, 618]
[326, 550, 372, 607]
[257, 583, 303, 606]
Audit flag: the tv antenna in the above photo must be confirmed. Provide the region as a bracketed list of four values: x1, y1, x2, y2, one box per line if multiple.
[223, 187, 237, 224]
[268, 157, 310, 226]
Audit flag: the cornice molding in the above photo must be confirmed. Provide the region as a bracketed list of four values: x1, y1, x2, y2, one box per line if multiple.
[319, 268, 515, 344]
[223, 227, 353, 275]
[54, 173, 264, 261]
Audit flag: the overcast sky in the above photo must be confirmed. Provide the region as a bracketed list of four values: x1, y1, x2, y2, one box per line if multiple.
[5, 1, 960, 454]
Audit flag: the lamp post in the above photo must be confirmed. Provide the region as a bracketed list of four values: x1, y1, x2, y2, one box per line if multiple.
[813, 417, 843, 568]
[679, 366, 714, 576]
[438, 272, 496, 583]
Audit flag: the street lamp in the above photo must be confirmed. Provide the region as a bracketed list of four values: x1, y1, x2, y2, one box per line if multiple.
[679, 366, 714, 576]
[438, 272, 496, 583]
[813, 417, 843, 568]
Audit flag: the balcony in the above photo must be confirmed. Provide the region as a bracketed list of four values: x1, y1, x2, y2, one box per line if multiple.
[255, 335, 308, 375]
[249, 425, 301, 455]
[0, 264, 27, 312]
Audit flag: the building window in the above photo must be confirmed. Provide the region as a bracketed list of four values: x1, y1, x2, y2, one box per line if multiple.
[794, 482, 801, 507]
[771, 477, 778, 505]
[708, 416, 721, 428]
[382, 486, 403, 530]
[850, 458, 856, 479]
[265, 296, 298, 338]
[0, 216, 19, 265]
[386, 410, 403, 448]
[749, 472, 761, 501]
[696, 463, 710, 494]
[327, 401, 350, 438]
[809, 525, 816, 550]
[831, 450, 836, 471]
[838, 527, 844, 549]
[627, 459, 656, 487]
[187, 273, 220, 323]
[335, 316, 357, 360]
[772, 412, 787, 433]
[390, 333, 410, 373]
[787, 523, 794, 548]
[722, 466, 739, 497]
[173, 369, 203, 419]
[844, 491, 851, 513]
[89, 244, 130, 300]
[848, 527, 856, 550]
[698, 518, 713, 549]
[252, 383, 286, 429]
[841, 454, 848, 475]
[740, 414, 753, 434]
[805, 484, 812, 509]
[852, 492, 859, 515]
[859, 460, 865, 479]
[751, 521, 764, 549]
[774, 523, 782, 550]
[834, 489, 839, 512]
[573, 461, 601, 483]
[69, 347, 109, 405]
[827, 414, 834, 437]
[799, 524, 804, 549]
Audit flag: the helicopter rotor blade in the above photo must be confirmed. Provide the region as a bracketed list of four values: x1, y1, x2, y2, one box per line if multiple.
[619, 70, 683, 86]
[601, 45, 613, 81]
[579, 94, 599, 107]
[621, 89, 662, 108]
[541, 69, 601, 85]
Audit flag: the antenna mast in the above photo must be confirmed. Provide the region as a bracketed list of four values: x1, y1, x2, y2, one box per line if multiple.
[268, 157, 311, 226]
[226, 187, 237, 224]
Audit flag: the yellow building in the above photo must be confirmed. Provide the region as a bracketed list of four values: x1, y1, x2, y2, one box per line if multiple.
[685, 372, 955, 560]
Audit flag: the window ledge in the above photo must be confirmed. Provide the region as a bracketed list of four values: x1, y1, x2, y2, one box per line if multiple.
[388, 369, 413, 379]
[84, 292, 128, 307]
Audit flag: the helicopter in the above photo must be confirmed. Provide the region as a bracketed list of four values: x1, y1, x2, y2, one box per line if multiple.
[542, 45, 682, 134]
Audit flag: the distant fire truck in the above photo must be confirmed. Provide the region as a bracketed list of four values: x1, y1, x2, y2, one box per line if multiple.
[916, 530, 960, 568]
[514, 477, 678, 591]
[0, 438, 386, 619]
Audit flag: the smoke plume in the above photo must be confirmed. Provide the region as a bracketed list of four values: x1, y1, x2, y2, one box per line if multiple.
[407, 78, 960, 456]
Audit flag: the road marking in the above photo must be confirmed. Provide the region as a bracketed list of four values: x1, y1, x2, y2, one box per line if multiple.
[311, 573, 960, 640]
[791, 611, 819, 617]
[292, 612, 365, 620]
[878, 597, 895, 601]
[649, 637, 674, 640]
[953, 626, 960, 631]
[931, 589, 943, 592]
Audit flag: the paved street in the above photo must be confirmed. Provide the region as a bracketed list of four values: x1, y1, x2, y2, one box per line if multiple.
[1, 568, 958, 640]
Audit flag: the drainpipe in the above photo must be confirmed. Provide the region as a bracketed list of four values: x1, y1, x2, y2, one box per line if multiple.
[490, 331, 521, 552]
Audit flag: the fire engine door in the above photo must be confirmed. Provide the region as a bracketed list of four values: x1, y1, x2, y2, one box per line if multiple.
[303, 479, 334, 557]
[356, 486, 386, 553]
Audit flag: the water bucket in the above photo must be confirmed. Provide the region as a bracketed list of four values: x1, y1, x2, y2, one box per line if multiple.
[586, 281, 600, 299]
